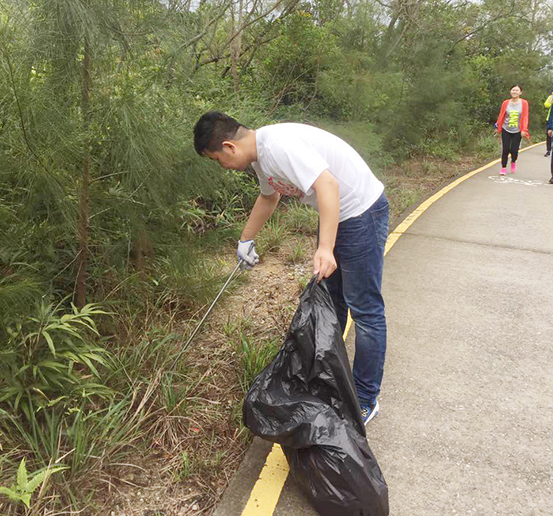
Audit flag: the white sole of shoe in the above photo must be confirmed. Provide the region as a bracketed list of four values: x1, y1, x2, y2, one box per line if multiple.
[364, 400, 380, 425]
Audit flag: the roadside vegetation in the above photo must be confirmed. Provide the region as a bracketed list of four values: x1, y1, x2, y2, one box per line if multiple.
[1, 0, 552, 513]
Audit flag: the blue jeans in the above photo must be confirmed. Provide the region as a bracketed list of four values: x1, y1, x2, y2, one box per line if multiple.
[326, 192, 389, 407]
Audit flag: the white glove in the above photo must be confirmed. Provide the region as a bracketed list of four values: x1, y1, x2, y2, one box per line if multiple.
[237, 240, 259, 269]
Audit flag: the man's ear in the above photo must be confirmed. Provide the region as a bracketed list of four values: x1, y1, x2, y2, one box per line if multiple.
[221, 140, 237, 153]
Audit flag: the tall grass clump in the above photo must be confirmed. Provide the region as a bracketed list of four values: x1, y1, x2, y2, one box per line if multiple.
[282, 201, 318, 236]
[256, 212, 289, 256]
[235, 335, 280, 393]
[286, 241, 307, 265]
[224, 316, 280, 393]
[0, 302, 112, 419]
[0, 302, 118, 511]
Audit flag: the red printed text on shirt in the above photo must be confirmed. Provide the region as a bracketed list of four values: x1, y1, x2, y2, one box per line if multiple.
[268, 177, 304, 199]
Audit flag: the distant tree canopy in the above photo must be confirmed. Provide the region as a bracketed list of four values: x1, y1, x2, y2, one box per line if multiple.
[0, 0, 552, 312]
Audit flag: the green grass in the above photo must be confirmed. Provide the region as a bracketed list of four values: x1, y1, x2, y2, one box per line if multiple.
[160, 370, 195, 415]
[155, 250, 237, 310]
[173, 451, 193, 481]
[235, 334, 280, 393]
[0, 382, 162, 512]
[223, 315, 253, 339]
[281, 201, 318, 236]
[0, 298, 198, 512]
[256, 212, 289, 256]
[0, 220, 256, 512]
[229, 401, 250, 444]
[285, 241, 306, 265]
[475, 133, 501, 159]
[223, 315, 280, 394]
[297, 271, 312, 292]
[386, 183, 428, 220]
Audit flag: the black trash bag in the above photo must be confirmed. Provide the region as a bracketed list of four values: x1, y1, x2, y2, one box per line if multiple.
[243, 278, 389, 516]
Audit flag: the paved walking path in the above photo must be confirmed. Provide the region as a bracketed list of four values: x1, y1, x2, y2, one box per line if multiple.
[214, 143, 553, 516]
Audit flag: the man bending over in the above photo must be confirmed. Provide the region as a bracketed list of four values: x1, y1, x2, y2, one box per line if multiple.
[193, 111, 389, 425]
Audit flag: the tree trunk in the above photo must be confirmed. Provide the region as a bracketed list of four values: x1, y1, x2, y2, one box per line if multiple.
[76, 34, 91, 308]
[231, 0, 244, 92]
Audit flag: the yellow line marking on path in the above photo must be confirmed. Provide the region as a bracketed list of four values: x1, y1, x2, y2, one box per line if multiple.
[239, 141, 545, 516]
[241, 445, 289, 516]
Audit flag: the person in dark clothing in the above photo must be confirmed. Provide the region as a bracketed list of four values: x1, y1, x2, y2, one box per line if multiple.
[544, 92, 552, 157]
[547, 109, 553, 184]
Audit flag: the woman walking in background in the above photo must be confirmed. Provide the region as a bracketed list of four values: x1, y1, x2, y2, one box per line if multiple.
[495, 85, 530, 175]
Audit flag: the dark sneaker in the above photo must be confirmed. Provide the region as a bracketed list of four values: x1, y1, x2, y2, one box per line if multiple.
[545, 151, 551, 157]
[360, 400, 379, 425]
[549, 178, 553, 184]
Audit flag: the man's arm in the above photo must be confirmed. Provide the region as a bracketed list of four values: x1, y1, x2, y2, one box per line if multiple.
[312, 170, 339, 282]
[241, 191, 280, 241]
[544, 95, 553, 109]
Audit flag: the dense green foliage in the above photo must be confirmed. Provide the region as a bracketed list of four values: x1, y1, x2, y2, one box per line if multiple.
[1, 0, 552, 511]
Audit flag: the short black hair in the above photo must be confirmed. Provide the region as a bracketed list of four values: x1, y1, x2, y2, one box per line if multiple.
[510, 84, 522, 90]
[193, 111, 247, 155]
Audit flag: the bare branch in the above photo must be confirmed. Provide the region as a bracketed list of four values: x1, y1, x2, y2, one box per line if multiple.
[448, 0, 517, 53]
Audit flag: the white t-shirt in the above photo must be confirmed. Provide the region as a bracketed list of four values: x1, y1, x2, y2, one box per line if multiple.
[251, 123, 384, 222]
